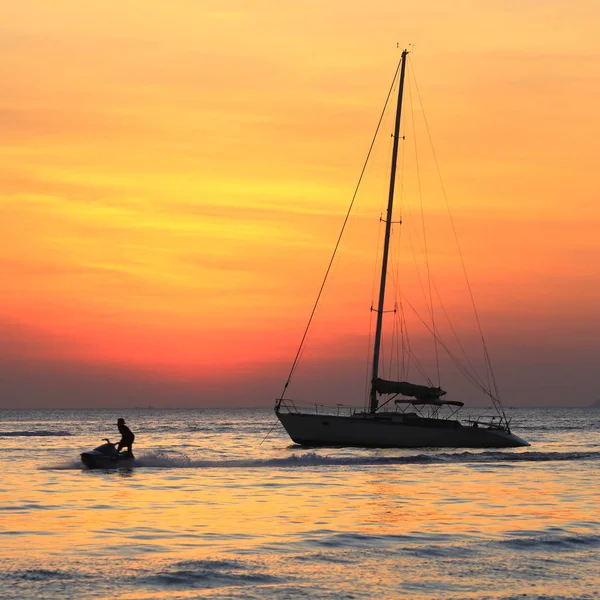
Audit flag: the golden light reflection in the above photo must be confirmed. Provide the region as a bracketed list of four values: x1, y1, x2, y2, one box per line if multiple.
[6, 462, 597, 565]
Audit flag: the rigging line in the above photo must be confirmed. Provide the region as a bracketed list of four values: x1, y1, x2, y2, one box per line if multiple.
[396, 123, 408, 380]
[394, 307, 402, 380]
[393, 304, 400, 381]
[258, 421, 279, 446]
[394, 203, 488, 393]
[401, 224, 436, 384]
[400, 301, 410, 380]
[388, 135, 408, 383]
[389, 98, 407, 293]
[409, 58, 506, 421]
[363, 308, 376, 411]
[401, 291, 500, 400]
[408, 58, 441, 386]
[392, 287, 410, 380]
[403, 218, 486, 391]
[387, 301, 398, 380]
[394, 232, 404, 383]
[386, 263, 433, 385]
[370, 189, 386, 313]
[404, 208, 436, 334]
[405, 342, 435, 387]
[401, 226, 483, 390]
[431, 280, 491, 394]
[389, 106, 407, 304]
[386, 230, 399, 379]
[369, 94, 396, 392]
[376, 392, 401, 411]
[400, 293, 478, 390]
[389, 224, 408, 381]
[279, 58, 403, 400]
[397, 159, 439, 383]
[392, 185, 411, 383]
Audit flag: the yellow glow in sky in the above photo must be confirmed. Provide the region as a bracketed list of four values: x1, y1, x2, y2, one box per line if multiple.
[1, 1, 599, 407]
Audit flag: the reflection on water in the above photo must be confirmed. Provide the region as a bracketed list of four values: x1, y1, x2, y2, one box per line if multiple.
[0, 407, 598, 599]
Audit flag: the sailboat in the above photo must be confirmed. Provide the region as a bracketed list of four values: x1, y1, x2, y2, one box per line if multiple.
[275, 50, 529, 449]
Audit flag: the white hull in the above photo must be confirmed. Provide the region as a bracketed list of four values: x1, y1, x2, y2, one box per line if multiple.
[276, 411, 529, 448]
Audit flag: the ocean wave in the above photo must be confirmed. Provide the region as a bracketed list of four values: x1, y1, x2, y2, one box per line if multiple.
[43, 449, 600, 471]
[500, 532, 600, 551]
[0, 430, 72, 437]
[178, 449, 600, 469]
[3, 568, 76, 581]
[291, 551, 357, 564]
[517, 424, 595, 432]
[138, 558, 280, 589]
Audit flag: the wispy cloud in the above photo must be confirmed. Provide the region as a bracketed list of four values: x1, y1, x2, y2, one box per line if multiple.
[0, 0, 598, 407]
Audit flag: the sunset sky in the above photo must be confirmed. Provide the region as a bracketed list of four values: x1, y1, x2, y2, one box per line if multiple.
[1, 1, 598, 408]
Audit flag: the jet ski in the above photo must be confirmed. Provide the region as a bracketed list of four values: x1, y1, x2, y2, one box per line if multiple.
[81, 438, 135, 469]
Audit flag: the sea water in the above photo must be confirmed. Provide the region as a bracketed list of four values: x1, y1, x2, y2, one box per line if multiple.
[0, 407, 598, 599]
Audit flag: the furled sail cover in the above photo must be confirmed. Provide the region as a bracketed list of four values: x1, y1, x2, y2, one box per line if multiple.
[375, 378, 447, 400]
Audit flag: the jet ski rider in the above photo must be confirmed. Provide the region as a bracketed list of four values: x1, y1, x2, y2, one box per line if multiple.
[116, 418, 135, 458]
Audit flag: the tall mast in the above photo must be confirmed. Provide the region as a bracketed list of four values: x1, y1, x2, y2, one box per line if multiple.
[369, 49, 408, 413]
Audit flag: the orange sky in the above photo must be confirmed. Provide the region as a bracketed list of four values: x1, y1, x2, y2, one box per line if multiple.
[1, 1, 599, 408]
